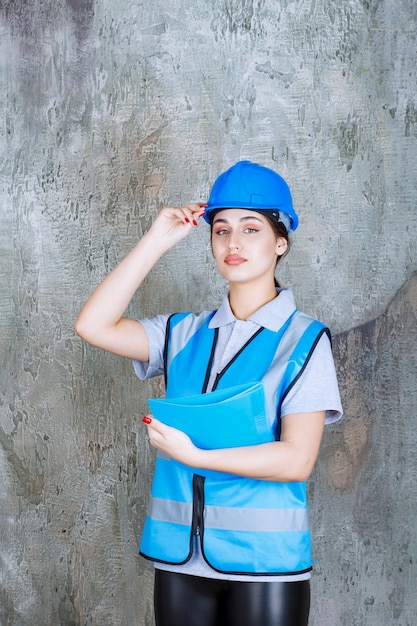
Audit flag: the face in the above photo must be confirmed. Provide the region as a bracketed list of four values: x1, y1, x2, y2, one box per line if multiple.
[211, 209, 288, 286]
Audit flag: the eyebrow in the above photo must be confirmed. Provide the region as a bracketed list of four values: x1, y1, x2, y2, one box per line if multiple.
[212, 215, 264, 225]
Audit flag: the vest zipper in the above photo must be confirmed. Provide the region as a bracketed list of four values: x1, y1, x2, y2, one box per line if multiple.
[191, 474, 205, 537]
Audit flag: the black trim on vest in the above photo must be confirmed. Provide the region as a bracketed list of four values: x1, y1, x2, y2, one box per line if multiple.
[274, 327, 331, 439]
[163, 314, 176, 388]
[164, 313, 219, 394]
[201, 327, 219, 394]
[211, 326, 266, 392]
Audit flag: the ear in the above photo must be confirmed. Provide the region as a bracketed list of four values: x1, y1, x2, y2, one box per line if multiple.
[275, 237, 288, 257]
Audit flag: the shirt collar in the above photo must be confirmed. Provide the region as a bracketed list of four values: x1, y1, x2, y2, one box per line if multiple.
[208, 288, 297, 332]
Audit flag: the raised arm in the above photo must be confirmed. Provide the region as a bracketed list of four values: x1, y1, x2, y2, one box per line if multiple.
[75, 204, 205, 361]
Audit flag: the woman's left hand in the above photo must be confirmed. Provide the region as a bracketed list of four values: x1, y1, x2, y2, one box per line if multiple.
[142, 416, 201, 467]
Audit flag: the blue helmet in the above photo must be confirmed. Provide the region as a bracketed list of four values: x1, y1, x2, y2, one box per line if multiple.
[204, 160, 298, 231]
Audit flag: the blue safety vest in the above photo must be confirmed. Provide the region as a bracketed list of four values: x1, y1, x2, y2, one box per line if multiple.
[140, 309, 329, 575]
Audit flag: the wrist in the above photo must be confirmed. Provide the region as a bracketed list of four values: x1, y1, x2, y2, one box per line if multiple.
[190, 447, 211, 469]
[137, 229, 171, 258]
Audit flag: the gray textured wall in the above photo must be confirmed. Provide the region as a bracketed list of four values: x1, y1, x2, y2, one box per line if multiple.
[1, 1, 416, 624]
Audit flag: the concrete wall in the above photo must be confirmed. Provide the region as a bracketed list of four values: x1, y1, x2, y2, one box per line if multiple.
[1, 0, 416, 624]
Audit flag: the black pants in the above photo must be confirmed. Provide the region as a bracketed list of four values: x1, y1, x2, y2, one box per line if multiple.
[154, 570, 310, 626]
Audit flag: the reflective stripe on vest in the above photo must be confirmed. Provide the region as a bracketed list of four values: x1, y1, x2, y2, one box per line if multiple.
[140, 309, 329, 575]
[149, 496, 309, 532]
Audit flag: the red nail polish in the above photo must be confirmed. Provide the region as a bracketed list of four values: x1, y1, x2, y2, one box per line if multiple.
[142, 416, 152, 424]
[184, 217, 190, 223]
[192, 219, 198, 226]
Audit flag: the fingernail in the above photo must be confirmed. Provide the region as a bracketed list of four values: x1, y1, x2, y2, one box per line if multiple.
[192, 219, 198, 226]
[142, 416, 152, 424]
[200, 203, 208, 208]
[184, 217, 190, 223]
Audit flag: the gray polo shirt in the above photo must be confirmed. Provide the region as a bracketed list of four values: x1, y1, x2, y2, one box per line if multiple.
[133, 288, 342, 581]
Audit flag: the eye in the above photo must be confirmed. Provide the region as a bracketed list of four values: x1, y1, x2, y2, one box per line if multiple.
[243, 226, 260, 234]
[213, 228, 229, 235]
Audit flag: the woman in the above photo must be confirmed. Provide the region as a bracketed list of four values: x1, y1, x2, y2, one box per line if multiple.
[75, 160, 342, 626]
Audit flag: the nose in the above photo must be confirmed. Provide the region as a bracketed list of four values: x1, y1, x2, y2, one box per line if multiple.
[227, 232, 241, 251]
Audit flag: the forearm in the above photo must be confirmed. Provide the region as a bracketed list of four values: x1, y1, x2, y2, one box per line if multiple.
[192, 411, 325, 482]
[144, 411, 325, 482]
[75, 231, 164, 338]
[194, 441, 313, 482]
[155, 417, 321, 481]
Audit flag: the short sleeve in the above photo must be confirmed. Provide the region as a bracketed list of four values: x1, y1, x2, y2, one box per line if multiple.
[132, 314, 169, 380]
[280, 333, 343, 425]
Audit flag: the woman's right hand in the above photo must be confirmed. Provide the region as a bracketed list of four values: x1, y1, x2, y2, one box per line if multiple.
[147, 204, 207, 251]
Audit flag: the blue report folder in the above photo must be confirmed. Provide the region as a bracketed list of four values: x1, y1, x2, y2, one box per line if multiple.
[148, 382, 274, 450]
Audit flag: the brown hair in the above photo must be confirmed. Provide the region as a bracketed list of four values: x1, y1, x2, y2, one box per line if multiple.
[264, 215, 290, 288]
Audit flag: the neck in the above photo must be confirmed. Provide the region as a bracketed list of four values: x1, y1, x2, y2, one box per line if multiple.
[228, 280, 278, 321]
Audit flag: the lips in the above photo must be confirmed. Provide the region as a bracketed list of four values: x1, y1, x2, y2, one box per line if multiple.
[224, 254, 247, 265]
